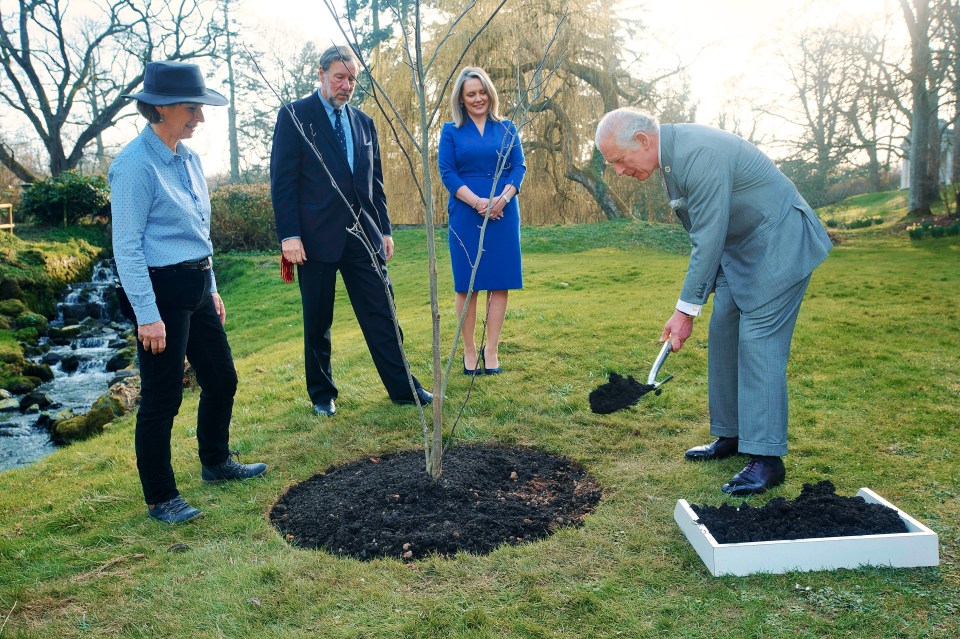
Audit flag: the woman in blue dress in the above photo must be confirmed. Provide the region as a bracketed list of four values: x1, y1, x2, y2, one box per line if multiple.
[438, 67, 526, 375]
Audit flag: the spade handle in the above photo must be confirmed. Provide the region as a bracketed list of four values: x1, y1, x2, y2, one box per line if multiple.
[647, 340, 673, 386]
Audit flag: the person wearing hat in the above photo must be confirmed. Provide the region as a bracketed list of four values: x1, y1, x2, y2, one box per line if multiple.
[110, 61, 267, 524]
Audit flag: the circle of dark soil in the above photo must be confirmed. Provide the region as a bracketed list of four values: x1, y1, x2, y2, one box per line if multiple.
[691, 481, 909, 544]
[269, 444, 602, 561]
[589, 372, 655, 414]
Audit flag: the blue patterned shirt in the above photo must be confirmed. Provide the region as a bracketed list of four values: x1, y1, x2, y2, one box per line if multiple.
[109, 125, 216, 325]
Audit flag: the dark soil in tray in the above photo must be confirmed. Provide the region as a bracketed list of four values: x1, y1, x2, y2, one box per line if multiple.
[589, 372, 655, 414]
[691, 481, 909, 544]
[269, 444, 601, 561]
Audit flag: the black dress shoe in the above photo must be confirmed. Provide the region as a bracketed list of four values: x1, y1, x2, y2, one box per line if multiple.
[394, 387, 433, 406]
[463, 357, 481, 375]
[313, 399, 336, 416]
[684, 437, 739, 461]
[721, 457, 786, 496]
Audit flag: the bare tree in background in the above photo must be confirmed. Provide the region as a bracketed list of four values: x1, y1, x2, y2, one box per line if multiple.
[942, 0, 959, 214]
[0, 0, 219, 182]
[214, 0, 242, 183]
[900, 0, 941, 215]
[840, 19, 907, 194]
[770, 29, 857, 206]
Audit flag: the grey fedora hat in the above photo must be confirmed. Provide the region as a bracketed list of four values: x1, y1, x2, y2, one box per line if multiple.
[123, 61, 228, 106]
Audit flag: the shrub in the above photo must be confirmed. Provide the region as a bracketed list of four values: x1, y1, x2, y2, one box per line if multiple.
[844, 216, 883, 230]
[209, 184, 277, 252]
[18, 171, 110, 226]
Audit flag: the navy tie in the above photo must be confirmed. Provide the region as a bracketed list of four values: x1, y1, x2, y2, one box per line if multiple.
[333, 108, 348, 158]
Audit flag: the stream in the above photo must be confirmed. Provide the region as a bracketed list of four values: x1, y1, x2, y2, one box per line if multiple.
[0, 260, 132, 472]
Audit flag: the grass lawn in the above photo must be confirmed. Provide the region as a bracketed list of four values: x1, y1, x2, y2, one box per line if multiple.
[0, 218, 957, 638]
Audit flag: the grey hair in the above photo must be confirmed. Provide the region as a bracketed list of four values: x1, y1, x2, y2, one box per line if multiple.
[595, 107, 660, 149]
[319, 45, 357, 72]
[449, 67, 503, 128]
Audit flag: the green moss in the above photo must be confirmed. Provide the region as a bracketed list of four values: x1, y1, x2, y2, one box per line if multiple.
[13, 326, 38, 342]
[0, 299, 28, 317]
[0, 330, 23, 364]
[4, 374, 38, 394]
[15, 311, 48, 334]
[90, 394, 125, 417]
[23, 362, 54, 381]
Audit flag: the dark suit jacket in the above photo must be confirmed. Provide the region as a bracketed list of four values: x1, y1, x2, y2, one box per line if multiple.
[659, 123, 832, 312]
[270, 93, 391, 262]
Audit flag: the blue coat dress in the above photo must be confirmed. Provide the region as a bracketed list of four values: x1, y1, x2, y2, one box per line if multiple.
[438, 118, 526, 292]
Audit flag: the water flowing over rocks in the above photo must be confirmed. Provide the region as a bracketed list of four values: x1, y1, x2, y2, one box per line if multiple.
[0, 260, 138, 472]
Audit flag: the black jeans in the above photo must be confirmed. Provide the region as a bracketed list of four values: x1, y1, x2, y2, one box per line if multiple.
[135, 268, 237, 505]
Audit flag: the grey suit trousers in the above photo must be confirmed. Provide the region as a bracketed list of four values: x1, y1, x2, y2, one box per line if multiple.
[707, 271, 811, 456]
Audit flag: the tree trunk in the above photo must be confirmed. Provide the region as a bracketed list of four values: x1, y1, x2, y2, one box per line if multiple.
[952, 90, 960, 186]
[565, 164, 624, 221]
[902, 0, 934, 216]
[224, 1, 240, 183]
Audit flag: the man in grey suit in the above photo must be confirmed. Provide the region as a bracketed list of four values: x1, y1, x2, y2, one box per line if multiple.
[595, 107, 832, 495]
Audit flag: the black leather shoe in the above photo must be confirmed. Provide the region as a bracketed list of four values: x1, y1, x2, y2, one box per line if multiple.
[685, 437, 739, 461]
[394, 387, 433, 406]
[202, 453, 268, 483]
[313, 399, 336, 416]
[463, 357, 481, 376]
[721, 457, 786, 496]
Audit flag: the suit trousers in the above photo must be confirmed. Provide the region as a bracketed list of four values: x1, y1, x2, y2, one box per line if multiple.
[297, 235, 420, 404]
[135, 268, 237, 505]
[706, 271, 811, 456]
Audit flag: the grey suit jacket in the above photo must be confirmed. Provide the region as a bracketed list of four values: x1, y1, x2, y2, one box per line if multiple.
[659, 124, 832, 312]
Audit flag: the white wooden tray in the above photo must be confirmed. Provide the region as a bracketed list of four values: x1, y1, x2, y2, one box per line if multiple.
[674, 488, 940, 576]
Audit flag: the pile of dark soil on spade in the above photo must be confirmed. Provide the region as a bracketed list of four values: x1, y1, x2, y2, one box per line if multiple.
[589, 372, 655, 414]
[270, 444, 602, 561]
[691, 481, 909, 544]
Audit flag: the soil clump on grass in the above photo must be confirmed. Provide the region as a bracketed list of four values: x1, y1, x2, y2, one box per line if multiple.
[691, 481, 909, 544]
[589, 372, 655, 414]
[270, 444, 601, 561]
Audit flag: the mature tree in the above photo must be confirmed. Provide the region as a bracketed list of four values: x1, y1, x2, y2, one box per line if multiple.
[769, 28, 857, 205]
[371, 0, 687, 224]
[900, 0, 940, 215]
[496, 0, 688, 222]
[0, 0, 219, 182]
[841, 22, 907, 194]
[214, 0, 241, 182]
[223, 38, 328, 180]
[941, 0, 959, 213]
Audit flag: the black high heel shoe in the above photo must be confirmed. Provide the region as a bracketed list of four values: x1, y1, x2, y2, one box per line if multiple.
[481, 350, 501, 375]
[463, 356, 481, 375]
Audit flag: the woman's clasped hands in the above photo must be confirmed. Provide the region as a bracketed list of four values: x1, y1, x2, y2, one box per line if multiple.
[473, 193, 510, 220]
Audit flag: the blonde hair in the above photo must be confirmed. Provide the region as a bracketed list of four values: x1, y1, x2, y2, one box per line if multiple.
[449, 67, 503, 127]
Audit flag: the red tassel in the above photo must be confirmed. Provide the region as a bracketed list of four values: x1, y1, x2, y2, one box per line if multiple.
[281, 256, 295, 283]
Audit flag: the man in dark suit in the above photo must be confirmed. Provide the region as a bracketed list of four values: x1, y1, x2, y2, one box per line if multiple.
[595, 107, 832, 495]
[270, 45, 431, 416]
